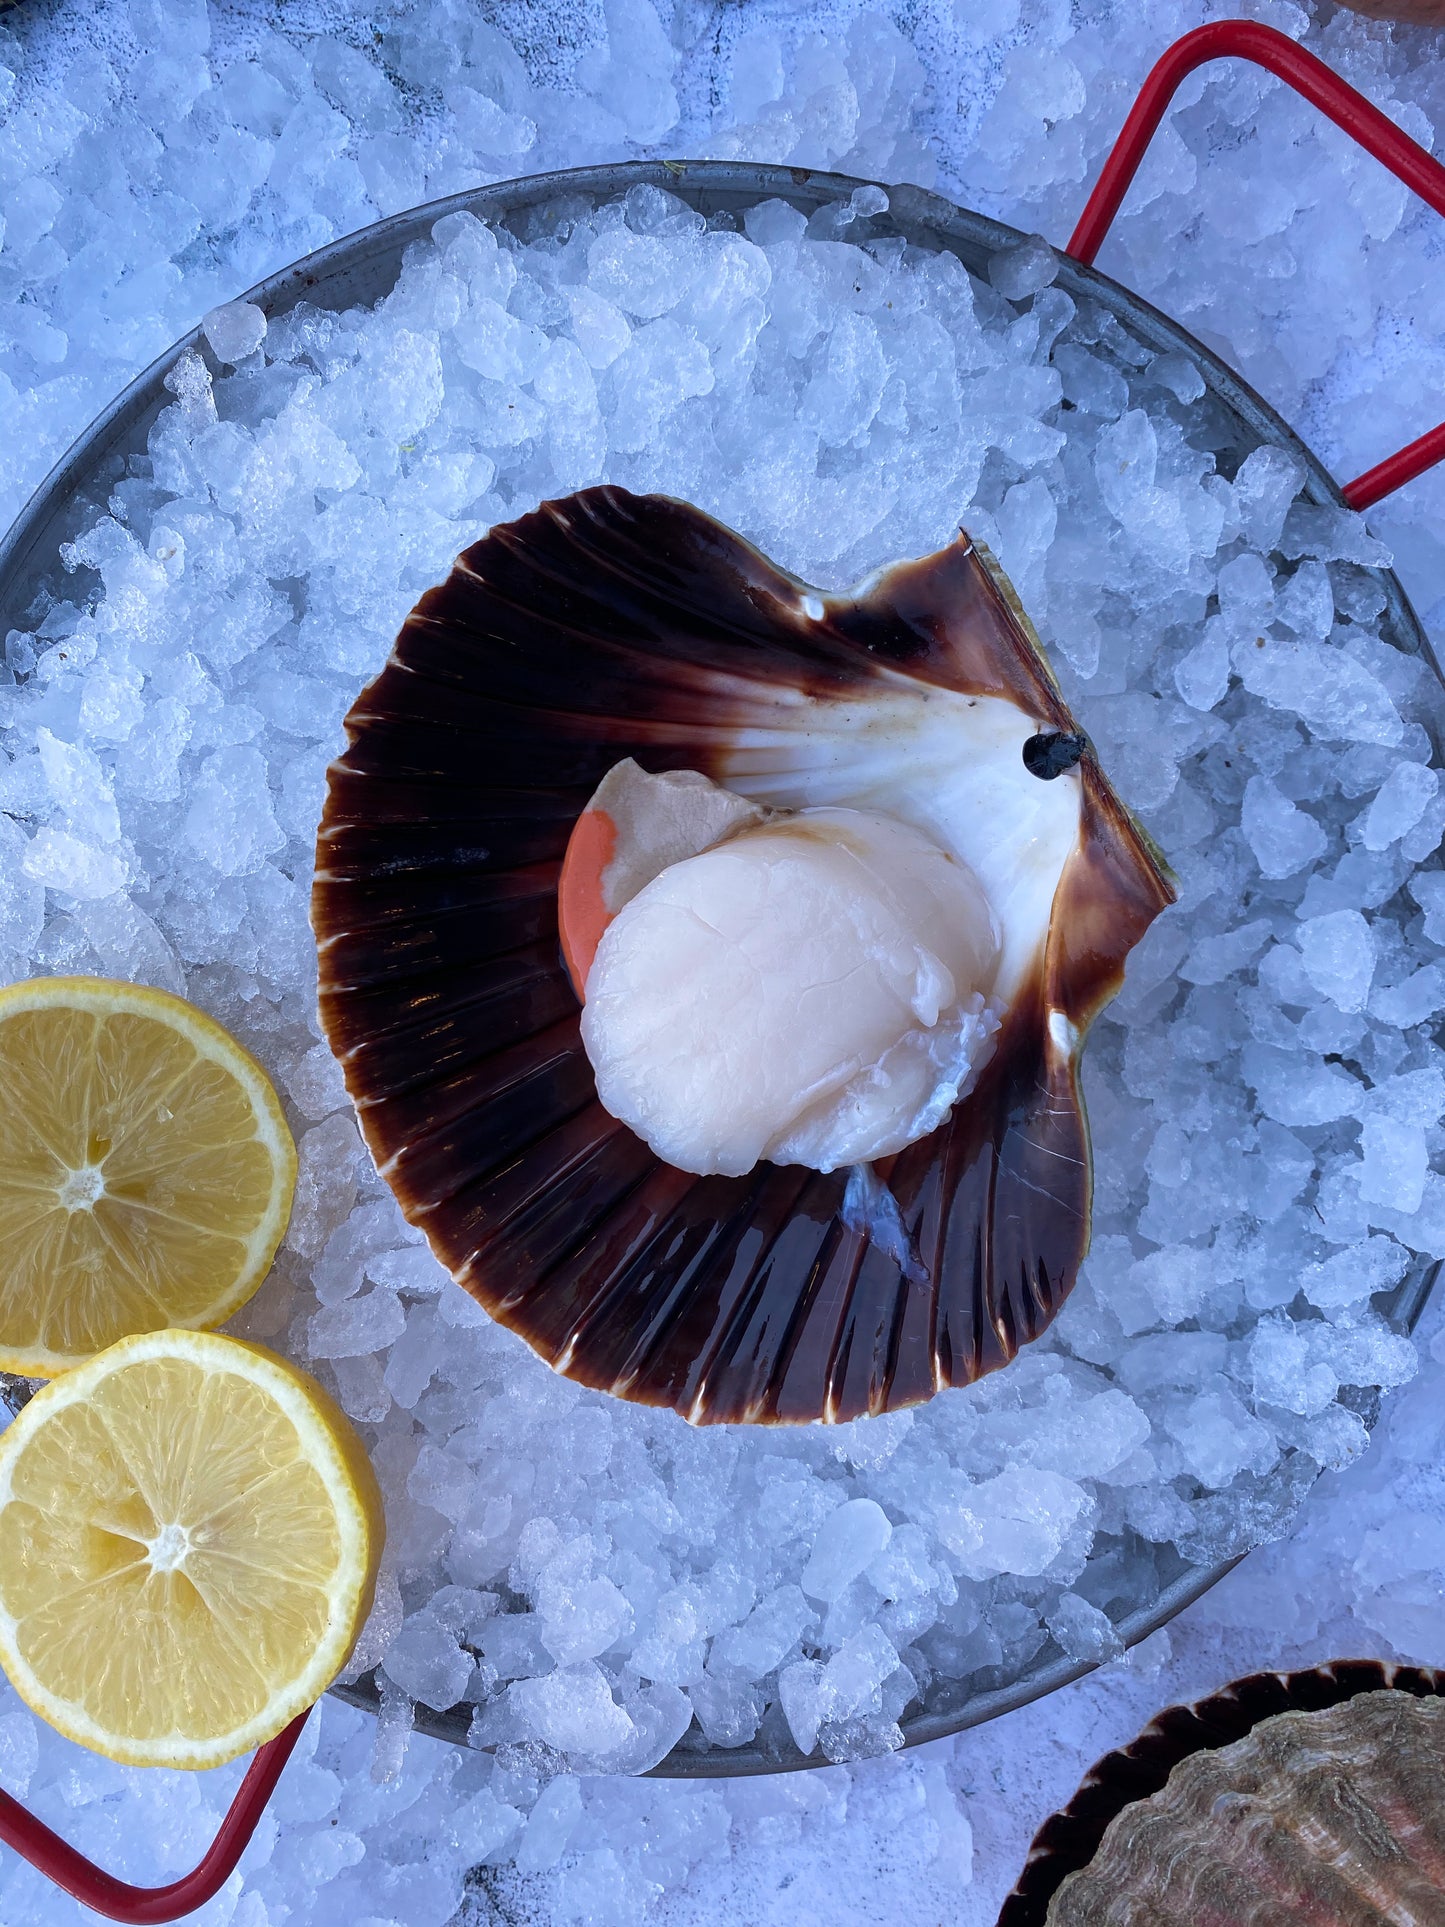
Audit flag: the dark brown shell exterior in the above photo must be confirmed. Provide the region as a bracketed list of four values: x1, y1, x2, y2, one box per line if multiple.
[313, 486, 1174, 1424]
[998, 1660, 1445, 1927]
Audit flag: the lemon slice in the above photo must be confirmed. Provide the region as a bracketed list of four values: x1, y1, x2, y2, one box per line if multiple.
[0, 1329, 384, 1767]
[0, 976, 297, 1376]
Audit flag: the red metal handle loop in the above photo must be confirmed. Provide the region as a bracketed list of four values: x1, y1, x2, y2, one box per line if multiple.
[1068, 19, 1445, 512]
[0, 1709, 310, 1923]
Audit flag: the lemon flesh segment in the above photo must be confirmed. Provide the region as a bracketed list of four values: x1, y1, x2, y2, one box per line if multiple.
[0, 1329, 384, 1769]
[0, 977, 297, 1376]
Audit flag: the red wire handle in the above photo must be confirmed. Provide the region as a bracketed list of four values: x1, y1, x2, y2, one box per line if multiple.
[1067, 18, 1445, 512]
[0, 1709, 310, 1923]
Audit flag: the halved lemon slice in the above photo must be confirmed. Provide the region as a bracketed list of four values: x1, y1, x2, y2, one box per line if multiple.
[0, 1329, 384, 1767]
[0, 976, 297, 1376]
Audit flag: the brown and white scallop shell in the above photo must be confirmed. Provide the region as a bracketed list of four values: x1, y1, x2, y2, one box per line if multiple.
[313, 486, 1173, 1424]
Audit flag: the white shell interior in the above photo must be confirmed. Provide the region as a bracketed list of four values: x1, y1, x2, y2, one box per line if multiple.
[715, 675, 1084, 1005]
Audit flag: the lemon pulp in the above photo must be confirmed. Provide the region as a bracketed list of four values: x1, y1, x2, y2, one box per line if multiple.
[0, 1329, 383, 1768]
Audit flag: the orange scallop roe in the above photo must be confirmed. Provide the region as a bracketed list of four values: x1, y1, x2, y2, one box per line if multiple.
[558, 805, 617, 999]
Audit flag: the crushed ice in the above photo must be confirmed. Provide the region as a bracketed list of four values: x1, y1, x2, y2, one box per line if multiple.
[3, 0, 1445, 1921]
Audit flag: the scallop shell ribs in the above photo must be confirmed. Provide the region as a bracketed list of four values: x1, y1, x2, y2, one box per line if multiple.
[313, 486, 1174, 1423]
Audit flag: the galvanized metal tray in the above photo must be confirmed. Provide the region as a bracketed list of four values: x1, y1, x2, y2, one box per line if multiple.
[1, 158, 1440, 1779]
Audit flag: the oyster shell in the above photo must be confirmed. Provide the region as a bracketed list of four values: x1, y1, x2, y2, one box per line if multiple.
[1049, 1692, 1445, 1925]
[1000, 1661, 1445, 1927]
[313, 486, 1173, 1423]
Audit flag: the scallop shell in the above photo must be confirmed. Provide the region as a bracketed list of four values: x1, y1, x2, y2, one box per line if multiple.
[313, 486, 1173, 1423]
[999, 1661, 1445, 1927]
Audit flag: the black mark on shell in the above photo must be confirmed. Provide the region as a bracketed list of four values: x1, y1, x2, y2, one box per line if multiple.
[1024, 731, 1087, 780]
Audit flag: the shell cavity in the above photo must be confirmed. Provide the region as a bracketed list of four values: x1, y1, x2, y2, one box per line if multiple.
[313, 486, 1175, 1424]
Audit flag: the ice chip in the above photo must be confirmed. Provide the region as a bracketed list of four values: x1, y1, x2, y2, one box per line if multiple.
[74, 892, 186, 996]
[1217, 552, 1273, 623]
[778, 1658, 825, 1756]
[183, 746, 286, 877]
[565, 287, 632, 370]
[1299, 1236, 1411, 1312]
[1045, 1592, 1122, 1663]
[537, 1569, 633, 1666]
[1249, 1317, 1338, 1416]
[0, 819, 44, 956]
[1298, 909, 1376, 1012]
[816, 1624, 901, 1723]
[443, 1786, 523, 1862]
[382, 1618, 475, 1712]
[1231, 445, 1305, 554]
[1411, 872, 1445, 945]
[1054, 344, 1128, 419]
[801, 1499, 893, 1603]
[1370, 963, 1445, 1028]
[1275, 559, 1334, 641]
[36, 728, 120, 843]
[1163, 1388, 1277, 1487]
[1174, 630, 1232, 711]
[1180, 918, 1272, 986]
[1280, 503, 1391, 568]
[21, 827, 127, 901]
[0, 1710, 38, 1799]
[1149, 353, 1205, 404]
[284, 1040, 350, 1121]
[370, 1674, 413, 1784]
[511, 1663, 635, 1760]
[941, 1468, 1090, 1581]
[988, 235, 1058, 299]
[801, 310, 888, 446]
[514, 1776, 583, 1875]
[307, 1288, 407, 1360]
[1236, 638, 1403, 747]
[728, 27, 785, 120]
[1358, 1114, 1429, 1215]
[575, 0, 679, 143]
[1242, 1040, 1361, 1127]
[1241, 776, 1327, 879]
[202, 300, 267, 366]
[997, 475, 1056, 613]
[163, 348, 217, 425]
[1361, 760, 1438, 851]
[1095, 409, 1158, 523]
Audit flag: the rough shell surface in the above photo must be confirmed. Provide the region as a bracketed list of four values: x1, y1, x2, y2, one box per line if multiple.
[998, 1661, 1445, 1927]
[1334, 0, 1445, 22]
[313, 486, 1172, 1424]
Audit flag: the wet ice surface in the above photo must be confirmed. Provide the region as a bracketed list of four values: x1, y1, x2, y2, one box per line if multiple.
[4, 0, 1445, 1922]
